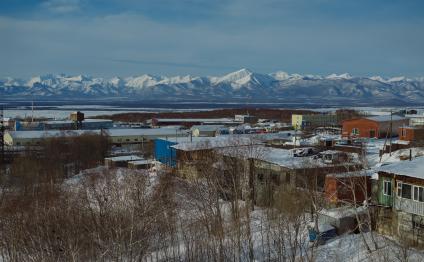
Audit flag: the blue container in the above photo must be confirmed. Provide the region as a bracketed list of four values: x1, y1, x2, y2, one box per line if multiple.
[308, 224, 337, 243]
[154, 139, 178, 167]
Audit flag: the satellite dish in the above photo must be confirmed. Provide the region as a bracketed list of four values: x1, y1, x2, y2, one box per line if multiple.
[192, 129, 200, 137]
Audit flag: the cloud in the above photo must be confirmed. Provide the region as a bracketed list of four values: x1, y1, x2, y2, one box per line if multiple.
[41, 0, 81, 13]
[1, 1, 424, 78]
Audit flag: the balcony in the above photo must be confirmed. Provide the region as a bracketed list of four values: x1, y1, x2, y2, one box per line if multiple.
[394, 196, 424, 216]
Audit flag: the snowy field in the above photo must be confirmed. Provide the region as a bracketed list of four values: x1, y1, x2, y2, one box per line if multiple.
[2, 100, 423, 119]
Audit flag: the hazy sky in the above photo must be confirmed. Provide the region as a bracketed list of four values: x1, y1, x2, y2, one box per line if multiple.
[1, 0, 424, 78]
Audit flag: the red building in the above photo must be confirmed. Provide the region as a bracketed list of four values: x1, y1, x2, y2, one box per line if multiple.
[325, 171, 372, 204]
[342, 115, 408, 138]
[399, 126, 424, 143]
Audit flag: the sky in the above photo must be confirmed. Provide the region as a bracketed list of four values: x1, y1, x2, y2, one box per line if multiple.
[1, 0, 424, 78]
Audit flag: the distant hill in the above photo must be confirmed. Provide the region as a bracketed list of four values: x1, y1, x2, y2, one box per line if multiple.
[2, 69, 424, 105]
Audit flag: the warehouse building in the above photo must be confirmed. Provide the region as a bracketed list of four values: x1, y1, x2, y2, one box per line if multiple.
[4, 127, 188, 147]
[3, 130, 101, 147]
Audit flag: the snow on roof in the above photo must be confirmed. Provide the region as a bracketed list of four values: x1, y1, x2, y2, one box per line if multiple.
[190, 125, 225, 132]
[172, 136, 260, 151]
[45, 119, 112, 124]
[105, 155, 143, 162]
[166, 132, 295, 151]
[405, 114, 424, 119]
[155, 118, 241, 123]
[107, 128, 188, 137]
[128, 159, 154, 165]
[319, 206, 367, 219]
[365, 115, 406, 122]
[6, 130, 101, 139]
[326, 170, 374, 178]
[7, 128, 187, 139]
[260, 147, 309, 168]
[378, 156, 424, 179]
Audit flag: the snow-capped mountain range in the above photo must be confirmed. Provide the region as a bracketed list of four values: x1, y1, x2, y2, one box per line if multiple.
[1, 69, 424, 105]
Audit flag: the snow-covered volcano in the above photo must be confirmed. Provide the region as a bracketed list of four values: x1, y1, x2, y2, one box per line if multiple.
[1, 69, 424, 105]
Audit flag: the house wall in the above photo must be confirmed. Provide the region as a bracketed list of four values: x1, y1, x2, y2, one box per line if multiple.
[292, 114, 338, 130]
[325, 176, 371, 204]
[253, 161, 293, 206]
[378, 174, 394, 207]
[376, 172, 424, 247]
[342, 119, 380, 138]
[4, 133, 13, 146]
[399, 127, 415, 142]
[377, 119, 409, 137]
[399, 127, 424, 143]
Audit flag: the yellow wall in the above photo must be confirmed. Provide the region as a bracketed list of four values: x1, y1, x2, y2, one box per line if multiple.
[292, 114, 303, 130]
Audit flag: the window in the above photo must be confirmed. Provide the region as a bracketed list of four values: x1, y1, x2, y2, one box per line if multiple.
[398, 182, 412, 199]
[285, 173, 291, 183]
[352, 128, 360, 136]
[257, 173, 264, 182]
[402, 128, 407, 137]
[413, 186, 424, 202]
[383, 180, 392, 196]
[271, 173, 280, 186]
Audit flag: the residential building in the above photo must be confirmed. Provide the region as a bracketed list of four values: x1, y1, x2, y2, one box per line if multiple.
[399, 126, 424, 144]
[292, 113, 338, 130]
[376, 157, 424, 246]
[342, 115, 409, 138]
[406, 114, 424, 126]
[4, 127, 187, 147]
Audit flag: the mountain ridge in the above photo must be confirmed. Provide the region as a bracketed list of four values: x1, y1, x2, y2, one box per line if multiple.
[1, 69, 424, 105]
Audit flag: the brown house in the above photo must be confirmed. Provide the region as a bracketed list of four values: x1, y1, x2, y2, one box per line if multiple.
[399, 126, 424, 144]
[342, 115, 408, 138]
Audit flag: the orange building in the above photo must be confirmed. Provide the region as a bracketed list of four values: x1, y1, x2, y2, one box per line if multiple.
[399, 126, 424, 143]
[325, 171, 371, 204]
[342, 115, 408, 138]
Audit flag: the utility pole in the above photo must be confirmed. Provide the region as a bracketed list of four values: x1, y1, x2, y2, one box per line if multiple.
[0, 105, 4, 165]
[389, 110, 393, 157]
